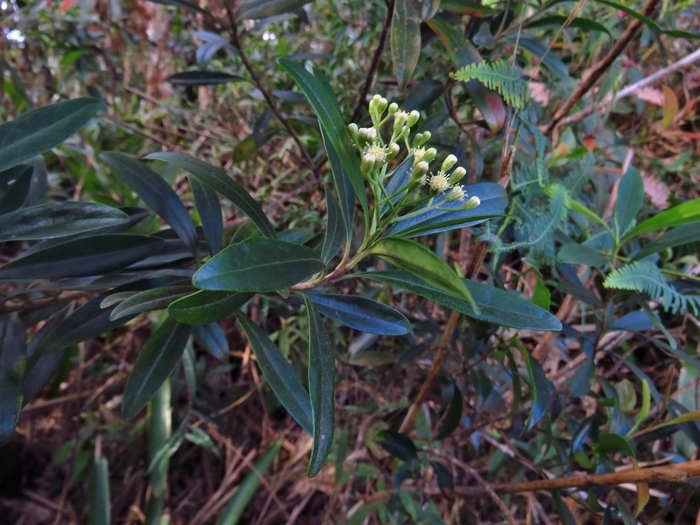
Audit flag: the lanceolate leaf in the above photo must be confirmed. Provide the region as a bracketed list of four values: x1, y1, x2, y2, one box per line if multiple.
[192, 323, 228, 361]
[596, 0, 700, 40]
[110, 285, 196, 321]
[321, 127, 355, 237]
[146, 0, 214, 18]
[121, 317, 192, 420]
[365, 237, 473, 305]
[166, 71, 249, 85]
[353, 271, 562, 331]
[235, 311, 313, 434]
[87, 457, 111, 525]
[634, 223, 700, 260]
[427, 19, 506, 132]
[524, 15, 612, 38]
[0, 97, 102, 173]
[0, 202, 129, 242]
[391, 0, 421, 90]
[193, 237, 325, 292]
[278, 59, 368, 218]
[0, 164, 33, 215]
[189, 176, 223, 255]
[144, 152, 274, 238]
[623, 198, 700, 243]
[0, 314, 26, 446]
[169, 290, 253, 324]
[304, 297, 336, 477]
[0, 235, 165, 281]
[614, 168, 644, 240]
[522, 350, 551, 432]
[321, 192, 346, 265]
[236, 0, 311, 20]
[101, 152, 199, 256]
[305, 293, 410, 335]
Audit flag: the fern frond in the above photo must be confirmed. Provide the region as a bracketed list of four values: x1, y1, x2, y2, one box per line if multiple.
[604, 261, 700, 315]
[454, 60, 529, 108]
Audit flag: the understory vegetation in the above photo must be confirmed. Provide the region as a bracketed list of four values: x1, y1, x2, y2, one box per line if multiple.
[1, 0, 700, 523]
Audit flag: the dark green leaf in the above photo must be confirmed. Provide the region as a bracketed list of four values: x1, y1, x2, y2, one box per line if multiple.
[570, 416, 595, 457]
[595, 432, 637, 459]
[430, 461, 454, 498]
[101, 152, 199, 256]
[557, 243, 608, 267]
[321, 127, 355, 238]
[87, 457, 111, 525]
[321, 192, 346, 265]
[522, 350, 551, 432]
[144, 152, 275, 238]
[376, 430, 417, 462]
[216, 442, 282, 525]
[571, 358, 596, 398]
[435, 384, 463, 440]
[166, 71, 249, 85]
[121, 317, 192, 420]
[0, 202, 129, 242]
[440, 0, 493, 16]
[0, 234, 164, 281]
[305, 293, 410, 336]
[623, 198, 700, 242]
[525, 15, 612, 38]
[391, 0, 421, 90]
[634, 223, 700, 260]
[508, 36, 569, 78]
[194, 237, 325, 292]
[278, 59, 368, 217]
[235, 311, 313, 434]
[471, 369, 492, 412]
[236, 0, 311, 20]
[380, 156, 414, 217]
[192, 323, 228, 361]
[596, 0, 700, 39]
[427, 19, 506, 132]
[168, 290, 253, 324]
[0, 165, 33, 216]
[0, 97, 102, 173]
[146, 0, 214, 18]
[354, 271, 562, 331]
[304, 297, 336, 477]
[366, 237, 473, 305]
[387, 182, 508, 237]
[110, 285, 195, 321]
[190, 176, 223, 255]
[403, 80, 444, 112]
[614, 168, 644, 240]
[0, 314, 26, 446]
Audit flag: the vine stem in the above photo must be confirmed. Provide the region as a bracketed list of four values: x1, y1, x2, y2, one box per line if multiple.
[544, 0, 662, 135]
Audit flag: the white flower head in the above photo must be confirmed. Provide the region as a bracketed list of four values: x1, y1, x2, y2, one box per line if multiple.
[429, 172, 451, 193]
[365, 142, 387, 164]
[445, 185, 467, 203]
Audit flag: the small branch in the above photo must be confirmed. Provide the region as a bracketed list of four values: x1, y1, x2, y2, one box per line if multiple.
[494, 461, 700, 493]
[224, 3, 317, 172]
[544, 0, 662, 135]
[349, 0, 396, 124]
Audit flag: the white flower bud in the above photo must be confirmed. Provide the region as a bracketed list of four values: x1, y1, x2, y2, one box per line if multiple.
[441, 154, 458, 173]
[449, 166, 466, 184]
[347, 123, 359, 143]
[407, 110, 420, 127]
[361, 153, 376, 176]
[444, 185, 466, 202]
[423, 148, 437, 163]
[462, 196, 481, 210]
[412, 161, 430, 180]
[357, 127, 377, 147]
[393, 110, 408, 133]
[386, 142, 400, 160]
[388, 102, 399, 116]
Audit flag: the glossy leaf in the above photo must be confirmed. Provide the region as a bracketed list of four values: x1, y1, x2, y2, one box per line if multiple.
[0, 234, 164, 281]
[435, 383, 463, 440]
[192, 323, 228, 361]
[557, 243, 608, 267]
[354, 271, 562, 331]
[387, 182, 508, 237]
[146, 0, 213, 18]
[428, 18, 506, 132]
[190, 176, 223, 255]
[623, 198, 700, 242]
[121, 317, 192, 420]
[216, 442, 282, 525]
[376, 430, 417, 462]
[304, 297, 336, 477]
[166, 71, 249, 85]
[278, 59, 368, 217]
[0, 314, 26, 446]
[235, 311, 312, 434]
[596, 432, 636, 459]
[236, 0, 310, 20]
[194, 237, 325, 292]
[379, 156, 414, 217]
[87, 457, 111, 525]
[101, 152, 199, 256]
[110, 285, 195, 321]
[321, 192, 345, 265]
[634, 223, 700, 260]
[614, 168, 644, 240]
[305, 293, 410, 335]
[391, 0, 421, 90]
[144, 152, 274, 237]
[365, 237, 473, 305]
[321, 127, 355, 236]
[522, 350, 550, 432]
[0, 164, 33, 216]
[169, 290, 253, 324]
[0, 202, 129, 242]
[0, 97, 101, 173]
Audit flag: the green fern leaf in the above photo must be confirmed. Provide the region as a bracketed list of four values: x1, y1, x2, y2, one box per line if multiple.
[604, 261, 700, 315]
[454, 60, 529, 108]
